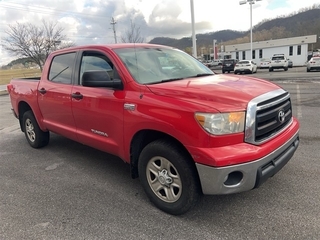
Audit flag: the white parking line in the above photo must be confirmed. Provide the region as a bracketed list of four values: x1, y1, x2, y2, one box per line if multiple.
[296, 84, 302, 119]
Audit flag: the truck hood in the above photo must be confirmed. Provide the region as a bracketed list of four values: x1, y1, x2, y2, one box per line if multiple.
[146, 74, 280, 112]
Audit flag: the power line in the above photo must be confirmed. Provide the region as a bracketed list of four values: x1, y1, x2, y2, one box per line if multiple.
[0, 3, 112, 20]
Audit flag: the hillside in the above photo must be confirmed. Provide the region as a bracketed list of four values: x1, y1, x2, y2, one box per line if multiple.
[149, 6, 320, 52]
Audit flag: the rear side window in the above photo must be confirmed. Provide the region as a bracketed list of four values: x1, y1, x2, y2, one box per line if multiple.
[48, 52, 76, 84]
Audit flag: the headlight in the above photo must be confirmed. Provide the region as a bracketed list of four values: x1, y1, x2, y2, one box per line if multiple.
[195, 112, 245, 135]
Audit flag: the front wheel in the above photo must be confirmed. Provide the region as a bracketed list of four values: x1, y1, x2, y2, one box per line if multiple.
[23, 110, 49, 148]
[138, 139, 200, 215]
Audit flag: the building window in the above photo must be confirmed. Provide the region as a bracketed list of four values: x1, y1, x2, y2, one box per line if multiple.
[236, 52, 239, 60]
[259, 49, 263, 58]
[297, 45, 301, 55]
[242, 51, 246, 60]
[289, 46, 293, 56]
[252, 50, 255, 59]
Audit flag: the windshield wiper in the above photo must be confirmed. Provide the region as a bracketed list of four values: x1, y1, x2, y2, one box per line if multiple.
[148, 74, 213, 85]
[194, 73, 214, 77]
[160, 77, 184, 82]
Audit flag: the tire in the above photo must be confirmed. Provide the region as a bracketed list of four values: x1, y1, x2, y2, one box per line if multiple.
[23, 110, 49, 148]
[222, 70, 225, 73]
[269, 68, 273, 72]
[284, 67, 288, 71]
[307, 68, 310, 72]
[138, 139, 200, 215]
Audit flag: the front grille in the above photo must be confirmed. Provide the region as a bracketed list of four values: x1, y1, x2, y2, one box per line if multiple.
[245, 89, 292, 145]
[255, 96, 292, 142]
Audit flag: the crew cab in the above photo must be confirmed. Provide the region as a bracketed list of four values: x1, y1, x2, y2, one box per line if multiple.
[7, 44, 300, 215]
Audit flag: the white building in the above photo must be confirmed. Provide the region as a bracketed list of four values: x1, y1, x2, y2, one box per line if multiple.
[224, 35, 317, 66]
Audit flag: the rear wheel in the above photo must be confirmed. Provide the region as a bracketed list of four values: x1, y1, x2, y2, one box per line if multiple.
[269, 68, 273, 72]
[23, 110, 49, 148]
[138, 139, 200, 215]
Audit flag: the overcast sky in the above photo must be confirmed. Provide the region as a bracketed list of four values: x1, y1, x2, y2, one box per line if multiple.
[0, 0, 319, 66]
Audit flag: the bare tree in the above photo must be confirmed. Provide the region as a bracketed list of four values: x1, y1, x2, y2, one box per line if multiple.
[1, 20, 75, 71]
[121, 20, 145, 43]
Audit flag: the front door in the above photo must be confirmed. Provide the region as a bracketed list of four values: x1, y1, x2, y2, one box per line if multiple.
[71, 51, 125, 156]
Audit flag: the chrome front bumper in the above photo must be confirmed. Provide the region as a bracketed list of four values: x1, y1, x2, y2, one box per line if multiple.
[196, 131, 299, 195]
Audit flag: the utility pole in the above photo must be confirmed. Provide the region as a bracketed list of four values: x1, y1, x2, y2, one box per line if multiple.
[110, 17, 117, 44]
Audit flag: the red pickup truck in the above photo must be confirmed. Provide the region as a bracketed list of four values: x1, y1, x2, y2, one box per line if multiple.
[7, 44, 300, 215]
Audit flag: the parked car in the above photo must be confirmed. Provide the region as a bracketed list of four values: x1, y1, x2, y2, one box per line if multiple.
[288, 59, 293, 68]
[222, 59, 238, 73]
[259, 58, 271, 69]
[234, 60, 258, 74]
[204, 60, 222, 68]
[269, 54, 289, 71]
[306, 56, 320, 72]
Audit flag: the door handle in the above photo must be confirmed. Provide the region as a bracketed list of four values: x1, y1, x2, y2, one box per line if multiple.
[38, 88, 46, 94]
[71, 92, 83, 100]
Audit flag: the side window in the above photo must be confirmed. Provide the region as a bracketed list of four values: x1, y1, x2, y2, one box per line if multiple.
[297, 45, 301, 55]
[80, 53, 115, 85]
[48, 53, 76, 84]
[289, 46, 293, 56]
[242, 51, 246, 60]
[259, 49, 263, 59]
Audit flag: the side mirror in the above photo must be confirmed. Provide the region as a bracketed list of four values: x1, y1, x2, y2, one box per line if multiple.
[82, 71, 123, 90]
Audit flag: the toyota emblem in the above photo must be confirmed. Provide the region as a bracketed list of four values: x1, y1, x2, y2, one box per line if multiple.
[278, 110, 285, 123]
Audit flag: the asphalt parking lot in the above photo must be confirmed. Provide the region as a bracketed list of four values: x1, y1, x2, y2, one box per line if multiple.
[1, 68, 320, 239]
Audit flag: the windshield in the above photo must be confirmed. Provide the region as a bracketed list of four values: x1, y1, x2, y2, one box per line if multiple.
[114, 47, 213, 84]
[272, 56, 284, 60]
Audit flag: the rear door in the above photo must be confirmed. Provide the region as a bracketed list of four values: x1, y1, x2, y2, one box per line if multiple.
[38, 52, 78, 140]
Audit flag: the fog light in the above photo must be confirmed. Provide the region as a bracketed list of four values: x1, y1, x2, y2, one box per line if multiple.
[224, 171, 243, 186]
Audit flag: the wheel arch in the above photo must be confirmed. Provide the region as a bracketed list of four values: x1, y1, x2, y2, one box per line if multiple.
[18, 101, 33, 132]
[129, 130, 198, 180]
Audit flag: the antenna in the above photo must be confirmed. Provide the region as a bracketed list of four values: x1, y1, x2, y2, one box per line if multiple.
[110, 17, 117, 43]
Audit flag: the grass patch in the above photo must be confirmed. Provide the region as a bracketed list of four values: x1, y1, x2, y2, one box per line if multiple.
[0, 68, 41, 85]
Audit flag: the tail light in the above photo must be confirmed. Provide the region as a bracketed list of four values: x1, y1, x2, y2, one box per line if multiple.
[7, 84, 13, 93]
